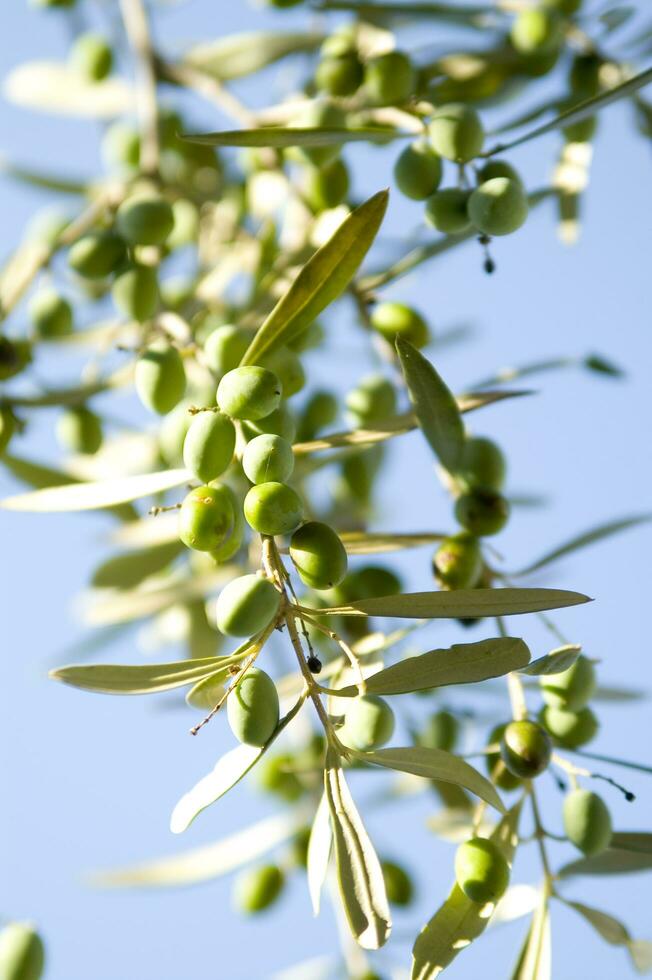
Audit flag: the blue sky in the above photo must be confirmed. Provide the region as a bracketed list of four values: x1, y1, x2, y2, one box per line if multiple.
[1, 2, 652, 979]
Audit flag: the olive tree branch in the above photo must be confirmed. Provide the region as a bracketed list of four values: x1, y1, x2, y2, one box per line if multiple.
[119, 0, 160, 175]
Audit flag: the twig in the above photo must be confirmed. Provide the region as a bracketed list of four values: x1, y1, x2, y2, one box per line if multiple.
[119, 0, 160, 175]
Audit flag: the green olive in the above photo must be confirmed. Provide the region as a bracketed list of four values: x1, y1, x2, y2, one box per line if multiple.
[500, 720, 552, 778]
[242, 402, 297, 443]
[167, 199, 199, 249]
[455, 489, 510, 536]
[158, 400, 193, 467]
[454, 837, 509, 904]
[0, 922, 45, 980]
[210, 499, 245, 564]
[433, 532, 483, 590]
[217, 366, 282, 421]
[24, 208, 70, 247]
[0, 338, 32, 381]
[364, 51, 415, 105]
[459, 436, 506, 491]
[339, 448, 382, 506]
[485, 723, 522, 791]
[297, 390, 338, 440]
[370, 302, 429, 348]
[68, 231, 126, 279]
[292, 102, 346, 167]
[242, 434, 295, 485]
[544, 0, 582, 12]
[29, 290, 73, 338]
[70, 32, 113, 81]
[56, 406, 103, 455]
[31, 0, 75, 7]
[233, 864, 285, 914]
[540, 654, 596, 711]
[203, 324, 251, 377]
[260, 348, 305, 398]
[563, 789, 612, 856]
[569, 53, 602, 99]
[290, 825, 312, 867]
[428, 104, 484, 162]
[112, 265, 159, 322]
[394, 141, 443, 201]
[315, 53, 363, 97]
[418, 710, 459, 752]
[468, 177, 529, 236]
[227, 665, 280, 743]
[116, 194, 174, 246]
[511, 8, 562, 55]
[160, 275, 194, 310]
[257, 753, 304, 802]
[101, 121, 140, 172]
[346, 375, 396, 426]
[340, 694, 395, 750]
[0, 407, 16, 455]
[244, 481, 304, 536]
[182, 411, 236, 483]
[424, 189, 472, 234]
[477, 160, 523, 185]
[563, 112, 598, 143]
[382, 860, 414, 906]
[304, 159, 350, 211]
[135, 341, 186, 415]
[347, 565, 402, 600]
[540, 705, 598, 748]
[217, 575, 280, 639]
[179, 484, 237, 552]
[289, 521, 348, 590]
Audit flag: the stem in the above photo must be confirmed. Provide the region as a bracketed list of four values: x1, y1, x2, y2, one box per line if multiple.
[528, 784, 554, 886]
[119, 0, 160, 175]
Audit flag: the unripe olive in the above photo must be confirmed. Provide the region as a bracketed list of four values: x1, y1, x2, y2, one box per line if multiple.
[135, 341, 186, 415]
[370, 302, 429, 348]
[29, 289, 73, 338]
[511, 8, 562, 55]
[217, 366, 281, 421]
[242, 403, 297, 443]
[563, 114, 598, 143]
[424, 189, 472, 234]
[227, 665, 280, 743]
[0, 407, 16, 455]
[56, 406, 103, 455]
[183, 411, 236, 483]
[290, 825, 312, 867]
[500, 720, 552, 778]
[455, 837, 509, 904]
[203, 325, 250, 377]
[112, 265, 158, 322]
[544, 0, 582, 12]
[160, 275, 193, 311]
[0, 922, 45, 980]
[217, 575, 280, 639]
[382, 860, 414, 906]
[419, 709, 459, 752]
[428, 104, 484, 162]
[0, 338, 32, 381]
[242, 434, 294, 485]
[210, 500, 245, 564]
[394, 141, 442, 201]
[297, 390, 338, 440]
[540, 654, 596, 711]
[563, 789, 612, 856]
[244, 481, 304, 536]
[320, 27, 357, 58]
[365, 51, 415, 105]
[569, 53, 601, 99]
[304, 159, 350, 211]
[290, 521, 348, 590]
[292, 102, 346, 167]
[158, 400, 193, 466]
[258, 753, 304, 802]
[433, 532, 483, 590]
[340, 694, 395, 750]
[179, 484, 237, 552]
[68, 231, 126, 279]
[339, 449, 381, 506]
[346, 374, 396, 426]
[261, 348, 305, 398]
[485, 723, 522, 790]
[31, 0, 75, 7]
[468, 177, 528, 236]
[459, 436, 506, 491]
[24, 208, 70, 247]
[233, 864, 285, 914]
[70, 32, 113, 81]
[540, 705, 598, 748]
[455, 489, 509, 536]
[116, 194, 174, 246]
[101, 121, 140, 172]
[477, 160, 523, 185]
[348, 565, 402, 600]
[316, 53, 363, 97]
[167, 198, 199, 249]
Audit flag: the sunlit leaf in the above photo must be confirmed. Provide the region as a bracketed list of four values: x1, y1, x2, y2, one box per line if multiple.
[307, 792, 332, 916]
[559, 840, 652, 878]
[79, 569, 231, 627]
[110, 513, 180, 549]
[182, 31, 325, 80]
[91, 542, 183, 590]
[519, 644, 581, 676]
[315, 1, 490, 27]
[510, 890, 551, 980]
[514, 514, 652, 575]
[1, 468, 191, 513]
[184, 127, 404, 148]
[492, 885, 540, 926]
[339, 531, 446, 554]
[4, 61, 132, 118]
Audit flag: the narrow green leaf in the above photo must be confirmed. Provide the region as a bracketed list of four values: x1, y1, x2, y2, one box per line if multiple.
[110, 513, 179, 549]
[318, 587, 591, 620]
[0, 156, 88, 194]
[184, 127, 403, 148]
[182, 31, 325, 80]
[315, 1, 489, 25]
[4, 61, 132, 118]
[91, 542, 183, 590]
[80, 569, 231, 627]
[562, 899, 652, 974]
[339, 531, 446, 554]
[510, 891, 551, 980]
[396, 338, 465, 472]
[307, 792, 332, 916]
[170, 693, 307, 833]
[1, 468, 191, 513]
[241, 190, 388, 365]
[412, 799, 524, 978]
[324, 749, 391, 950]
[559, 846, 652, 878]
[356, 746, 505, 812]
[610, 833, 652, 855]
[514, 514, 652, 575]
[519, 644, 581, 676]
[336, 637, 530, 697]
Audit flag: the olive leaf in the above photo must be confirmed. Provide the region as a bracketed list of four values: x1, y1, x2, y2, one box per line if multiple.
[0, 467, 191, 513]
[513, 514, 652, 575]
[49, 654, 244, 696]
[0, 156, 88, 195]
[170, 692, 307, 833]
[4, 62, 132, 118]
[559, 838, 652, 878]
[335, 637, 530, 697]
[315, 1, 489, 26]
[91, 542, 184, 590]
[317, 587, 591, 620]
[412, 798, 524, 979]
[339, 531, 446, 554]
[95, 812, 300, 888]
[510, 890, 551, 980]
[519, 644, 581, 676]
[240, 190, 388, 365]
[307, 791, 333, 916]
[110, 513, 179, 549]
[184, 127, 404, 148]
[354, 746, 505, 812]
[80, 569, 231, 627]
[396, 337, 465, 473]
[324, 749, 391, 950]
[561, 899, 652, 974]
[491, 885, 541, 927]
[181, 31, 325, 80]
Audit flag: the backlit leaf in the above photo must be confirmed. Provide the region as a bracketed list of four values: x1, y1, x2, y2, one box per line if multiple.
[514, 514, 652, 575]
[1, 468, 191, 513]
[4, 61, 132, 118]
[510, 890, 551, 980]
[91, 542, 183, 590]
[182, 31, 325, 80]
[307, 792, 332, 916]
[339, 531, 446, 554]
[184, 127, 403, 148]
[519, 644, 581, 676]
